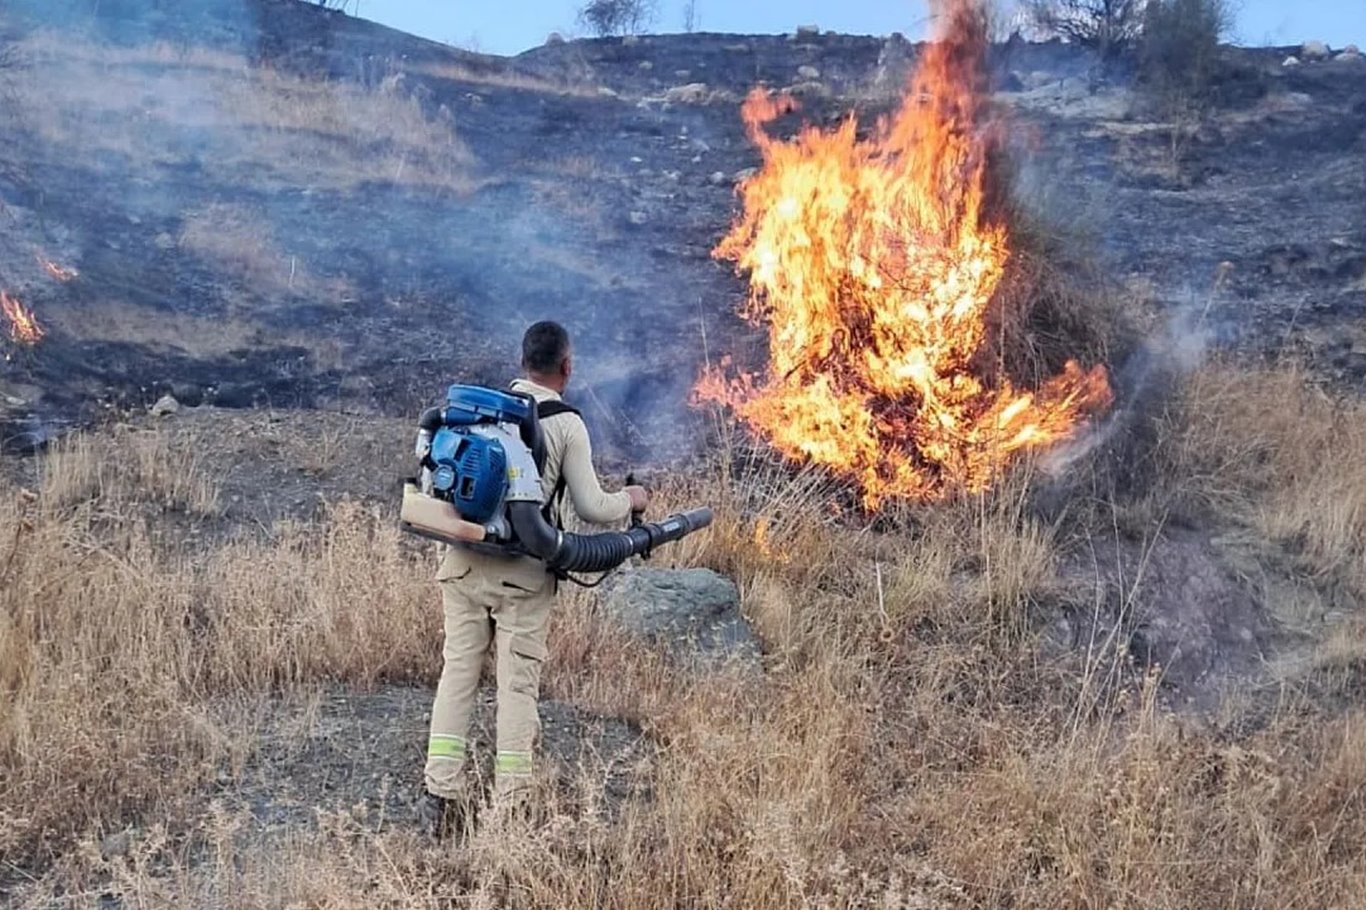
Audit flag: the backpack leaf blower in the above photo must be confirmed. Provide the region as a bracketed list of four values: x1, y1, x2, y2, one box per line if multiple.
[400, 384, 712, 575]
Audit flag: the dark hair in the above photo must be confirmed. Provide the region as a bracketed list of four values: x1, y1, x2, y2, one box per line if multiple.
[522, 320, 571, 374]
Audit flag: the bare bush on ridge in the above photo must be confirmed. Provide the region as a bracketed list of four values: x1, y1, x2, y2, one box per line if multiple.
[578, 0, 659, 37]
[1023, 0, 1147, 57]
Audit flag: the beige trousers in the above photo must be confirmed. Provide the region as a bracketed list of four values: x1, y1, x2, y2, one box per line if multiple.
[425, 547, 555, 799]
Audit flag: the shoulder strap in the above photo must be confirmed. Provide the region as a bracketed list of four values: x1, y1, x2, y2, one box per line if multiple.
[534, 398, 580, 530]
[536, 400, 580, 420]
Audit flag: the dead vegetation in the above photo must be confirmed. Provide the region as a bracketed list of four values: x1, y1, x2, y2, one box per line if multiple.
[176, 203, 352, 299]
[11, 30, 477, 193]
[4, 355, 1366, 906]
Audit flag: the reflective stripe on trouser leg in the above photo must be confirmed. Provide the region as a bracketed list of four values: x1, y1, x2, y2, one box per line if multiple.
[428, 734, 467, 762]
[491, 571, 553, 794]
[495, 751, 533, 777]
[426, 577, 492, 799]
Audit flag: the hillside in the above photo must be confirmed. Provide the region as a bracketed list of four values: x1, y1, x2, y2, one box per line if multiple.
[2, 1, 1366, 906]
[1, 0, 1363, 453]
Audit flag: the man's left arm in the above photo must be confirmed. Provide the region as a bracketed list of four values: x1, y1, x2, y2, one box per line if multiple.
[558, 417, 633, 525]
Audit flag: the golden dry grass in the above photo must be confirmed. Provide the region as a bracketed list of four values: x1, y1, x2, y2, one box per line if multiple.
[3, 362, 1366, 907]
[13, 30, 477, 192]
[413, 60, 604, 99]
[175, 202, 355, 299]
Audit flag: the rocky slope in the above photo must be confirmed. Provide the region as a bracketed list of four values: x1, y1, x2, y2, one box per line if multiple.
[0, 0, 1362, 463]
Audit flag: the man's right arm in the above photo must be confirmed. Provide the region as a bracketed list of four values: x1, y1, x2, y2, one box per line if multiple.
[558, 416, 634, 525]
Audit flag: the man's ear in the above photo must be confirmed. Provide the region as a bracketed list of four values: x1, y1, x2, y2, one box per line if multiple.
[561, 355, 573, 379]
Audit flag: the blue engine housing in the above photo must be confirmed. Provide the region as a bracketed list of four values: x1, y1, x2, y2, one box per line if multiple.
[442, 384, 533, 427]
[421, 385, 535, 526]
[428, 429, 507, 525]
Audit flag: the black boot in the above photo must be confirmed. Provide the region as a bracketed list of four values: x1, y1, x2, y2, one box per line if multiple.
[418, 790, 477, 841]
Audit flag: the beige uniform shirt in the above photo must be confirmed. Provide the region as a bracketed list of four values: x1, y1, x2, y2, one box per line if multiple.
[436, 378, 633, 587]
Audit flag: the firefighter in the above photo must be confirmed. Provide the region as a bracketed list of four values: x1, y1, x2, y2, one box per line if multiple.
[420, 320, 649, 837]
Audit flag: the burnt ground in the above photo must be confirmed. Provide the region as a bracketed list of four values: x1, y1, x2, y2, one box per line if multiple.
[219, 686, 648, 833]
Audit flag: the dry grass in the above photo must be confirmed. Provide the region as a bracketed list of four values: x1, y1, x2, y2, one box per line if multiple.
[176, 203, 353, 299]
[1154, 363, 1366, 600]
[13, 30, 476, 192]
[0, 429, 434, 863]
[414, 60, 603, 99]
[4, 361, 1366, 906]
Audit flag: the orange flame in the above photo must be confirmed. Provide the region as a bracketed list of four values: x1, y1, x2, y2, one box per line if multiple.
[1, 291, 45, 345]
[695, 0, 1112, 508]
[38, 255, 79, 283]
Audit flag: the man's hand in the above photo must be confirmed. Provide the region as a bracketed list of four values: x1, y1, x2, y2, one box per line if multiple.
[625, 485, 650, 514]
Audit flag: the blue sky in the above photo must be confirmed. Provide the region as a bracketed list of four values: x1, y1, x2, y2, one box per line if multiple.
[356, 1, 1366, 56]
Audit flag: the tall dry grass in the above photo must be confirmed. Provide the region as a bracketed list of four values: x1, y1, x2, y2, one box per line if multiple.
[14, 30, 476, 192]
[4, 361, 1366, 907]
[0, 428, 437, 862]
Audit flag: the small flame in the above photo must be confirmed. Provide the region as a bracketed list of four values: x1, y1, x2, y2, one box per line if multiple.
[38, 255, 79, 283]
[2, 291, 46, 345]
[694, 0, 1112, 508]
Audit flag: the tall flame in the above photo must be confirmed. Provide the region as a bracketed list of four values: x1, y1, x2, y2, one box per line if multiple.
[696, 0, 1112, 507]
[2, 291, 46, 346]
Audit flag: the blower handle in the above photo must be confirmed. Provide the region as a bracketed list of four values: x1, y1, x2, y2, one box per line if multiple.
[625, 471, 648, 557]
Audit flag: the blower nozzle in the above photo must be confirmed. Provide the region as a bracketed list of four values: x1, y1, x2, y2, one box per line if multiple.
[509, 502, 713, 575]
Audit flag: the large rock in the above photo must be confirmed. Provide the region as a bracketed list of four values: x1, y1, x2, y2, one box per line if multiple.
[1301, 40, 1331, 61]
[602, 567, 759, 668]
[149, 394, 180, 417]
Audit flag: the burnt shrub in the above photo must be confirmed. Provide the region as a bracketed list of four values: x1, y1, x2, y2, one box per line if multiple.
[1137, 0, 1231, 109]
[578, 0, 659, 37]
[1023, 0, 1147, 58]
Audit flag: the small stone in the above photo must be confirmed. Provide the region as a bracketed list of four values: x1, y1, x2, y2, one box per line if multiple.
[101, 831, 133, 860]
[1336, 48, 1363, 62]
[628, 211, 647, 225]
[1301, 40, 1330, 61]
[545, 32, 565, 46]
[674, 69, 691, 79]
[732, 167, 758, 183]
[794, 24, 820, 39]
[787, 80, 830, 99]
[797, 65, 821, 80]
[663, 82, 710, 104]
[1282, 55, 1301, 67]
[638, 60, 653, 71]
[150, 394, 180, 417]
[709, 171, 727, 185]
[622, 34, 641, 46]
[597, 86, 620, 98]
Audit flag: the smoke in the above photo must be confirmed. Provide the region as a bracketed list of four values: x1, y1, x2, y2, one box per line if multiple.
[1037, 275, 1229, 481]
[0, 0, 730, 468]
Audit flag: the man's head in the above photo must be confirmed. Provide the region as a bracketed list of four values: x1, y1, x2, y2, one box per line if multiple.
[521, 320, 572, 391]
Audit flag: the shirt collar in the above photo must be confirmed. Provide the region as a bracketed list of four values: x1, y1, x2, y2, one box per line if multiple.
[511, 377, 562, 402]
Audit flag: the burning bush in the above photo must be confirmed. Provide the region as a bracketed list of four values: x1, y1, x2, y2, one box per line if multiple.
[696, 0, 1115, 508]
